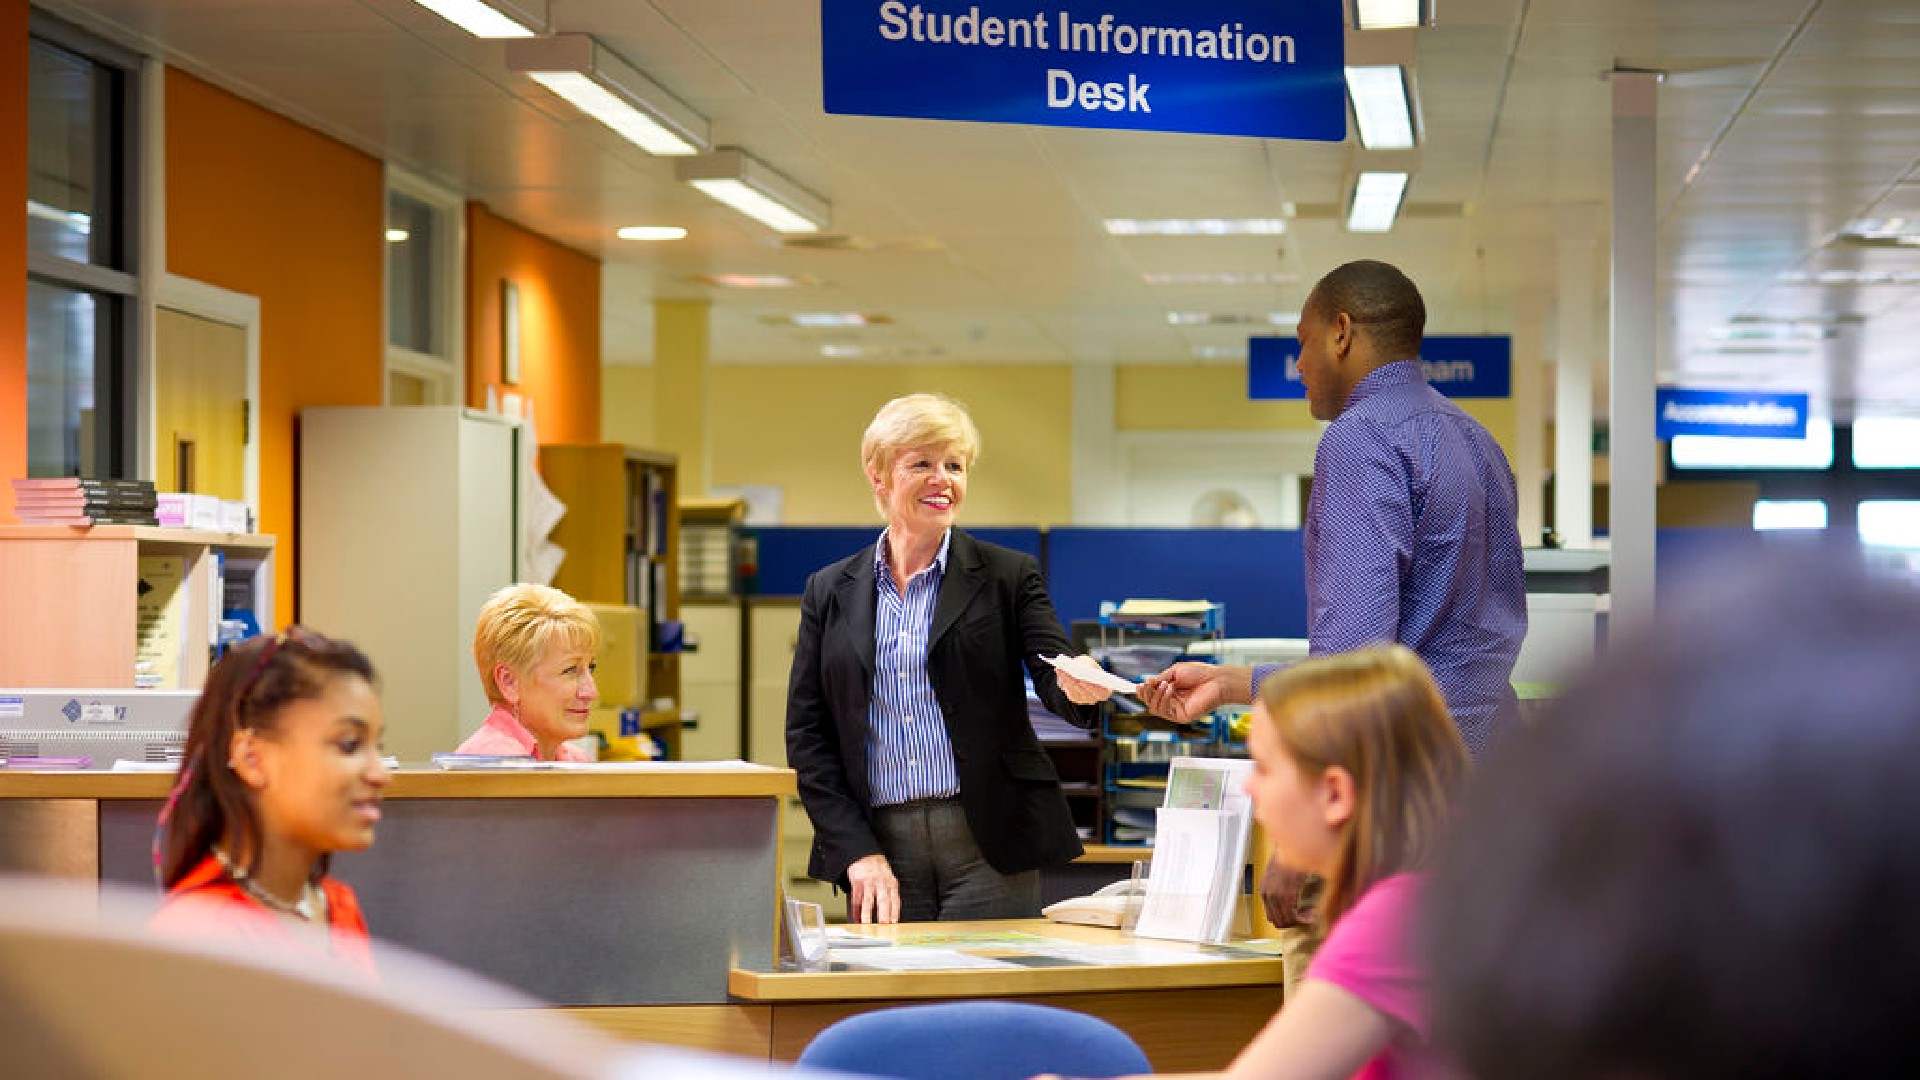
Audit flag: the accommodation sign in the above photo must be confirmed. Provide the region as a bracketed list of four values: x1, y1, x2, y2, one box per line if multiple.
[822, 1, 1347, 141]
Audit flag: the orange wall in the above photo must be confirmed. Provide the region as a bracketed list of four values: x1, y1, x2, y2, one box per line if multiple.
[0, 0, 28, 518]
[465, 202, 600, 443]
[165, 68, 385, 627]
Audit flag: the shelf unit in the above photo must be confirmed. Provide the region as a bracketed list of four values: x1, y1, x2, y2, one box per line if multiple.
[1094, 601, 1236, 848]
[540, 444, 682, 757]
[0, 525, 275, 689]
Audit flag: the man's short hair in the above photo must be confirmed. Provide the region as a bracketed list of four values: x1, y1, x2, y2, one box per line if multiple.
[1305, 260, 1426, 359]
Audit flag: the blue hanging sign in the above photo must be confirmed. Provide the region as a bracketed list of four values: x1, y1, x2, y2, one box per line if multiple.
[1656, 388, 1809, 440]
[821, 0, 1348, 142]
[1248, 336, 1513, 400]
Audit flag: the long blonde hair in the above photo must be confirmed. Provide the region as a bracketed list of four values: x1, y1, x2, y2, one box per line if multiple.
[1258, 645, 1468, 933]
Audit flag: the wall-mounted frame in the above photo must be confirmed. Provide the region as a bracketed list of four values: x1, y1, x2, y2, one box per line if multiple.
[500, 278, 522, 386]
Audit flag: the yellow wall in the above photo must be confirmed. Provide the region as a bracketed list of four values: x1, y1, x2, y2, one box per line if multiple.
[601, 364, 656, 449]
[708, 365, 1075, 525]
[1116, 364, 1519, 464]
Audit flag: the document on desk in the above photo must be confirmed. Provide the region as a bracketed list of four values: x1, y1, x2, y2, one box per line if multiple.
[828, 947, 1021, 971]
[1132, 806, 1245, 944]
[1043, 654, 1141, 695]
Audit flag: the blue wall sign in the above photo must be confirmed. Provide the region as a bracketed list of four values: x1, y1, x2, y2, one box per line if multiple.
[1248, 335, 1513, 400]
[1656, 388, 1809, 440]
[821, 1, 1347, 141]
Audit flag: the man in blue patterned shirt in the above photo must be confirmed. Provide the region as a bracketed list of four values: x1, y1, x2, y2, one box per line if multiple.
[1141, 260, 1527, 761]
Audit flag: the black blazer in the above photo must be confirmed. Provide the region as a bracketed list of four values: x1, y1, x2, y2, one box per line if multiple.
[785, 529, 1099, 887]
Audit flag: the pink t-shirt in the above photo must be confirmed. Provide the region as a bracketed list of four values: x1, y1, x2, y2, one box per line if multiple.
[455, 706, 593, 762]
[1306, 872, 1429, 1080]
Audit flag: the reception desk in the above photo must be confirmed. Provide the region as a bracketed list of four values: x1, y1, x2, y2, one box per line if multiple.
[0, 767, 793, 1007]
[561, 918, 1284, 1071]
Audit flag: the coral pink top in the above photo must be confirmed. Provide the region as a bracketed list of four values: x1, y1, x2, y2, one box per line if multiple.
[150, 854, 376, 979]
[1306, 873, 1430, 1080]
[455, 705, 593, 761]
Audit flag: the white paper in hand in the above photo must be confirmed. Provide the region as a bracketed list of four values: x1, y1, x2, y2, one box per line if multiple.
[1044, 654, 1141, 696]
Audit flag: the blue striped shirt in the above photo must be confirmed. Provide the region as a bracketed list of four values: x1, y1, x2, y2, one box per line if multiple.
[1257, 360, 1527, 758]
[867, 529, 961, 805]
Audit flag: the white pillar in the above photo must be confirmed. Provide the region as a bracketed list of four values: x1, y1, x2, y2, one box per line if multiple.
[1071, 363, 1125, 524]
[1512, 292, 1548, 548]
[1609, 71, 1661, 628]
[1554, 205, 1600, 549]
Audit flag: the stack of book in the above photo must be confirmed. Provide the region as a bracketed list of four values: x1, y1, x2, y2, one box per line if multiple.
[11, 477, 160, 526]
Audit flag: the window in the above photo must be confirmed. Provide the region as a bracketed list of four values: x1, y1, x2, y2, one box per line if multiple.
[1753, 499, 1827, 532]
[1670, 419, 1833, 471]
[385, 171, 464, 406]
[25, 15, 141, 478]
[1852, 418, 1920, 470]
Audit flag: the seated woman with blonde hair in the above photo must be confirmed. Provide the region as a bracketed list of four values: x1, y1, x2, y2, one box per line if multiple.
[459, 583, 602, 762]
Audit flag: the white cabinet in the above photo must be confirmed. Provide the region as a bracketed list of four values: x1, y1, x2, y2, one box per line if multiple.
[300, 408, 519, 761]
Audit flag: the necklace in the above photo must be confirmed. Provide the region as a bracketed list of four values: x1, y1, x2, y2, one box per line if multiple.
[212, 846, 323, 922]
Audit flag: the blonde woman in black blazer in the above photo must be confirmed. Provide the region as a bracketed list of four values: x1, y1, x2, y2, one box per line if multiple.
[786, 394, 1112, 923]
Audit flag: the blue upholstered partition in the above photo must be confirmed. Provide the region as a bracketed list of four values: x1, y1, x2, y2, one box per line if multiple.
[1046, 528, 1308, 639]
[749, 526, 1045, 597]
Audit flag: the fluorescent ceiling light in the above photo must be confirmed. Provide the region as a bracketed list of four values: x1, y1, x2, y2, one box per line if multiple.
[616, 225, 687, 241]
[1353, 0, 1426, 28]
[692, 274, 818, 289]
[1780, 270, 1920, 286]
[1345, 65, 1417, 149]
[1710, 324, 1835, 342]
[1167, 311, 1299, 326]
[1838, 218, 1920, 246]
[1347, 171, 1409, 233]
[385, 228, 410, 243]
[1104, 218, 1288, 236]
[1192, 345, 1246, 359]
[507, 35, 709, 157]
[408, 0, 544, 37]
[762, 312, 890, 329]
[26, 199, 89, 233]
[821, 344, 867, 358]
[1143, 272, 1297, 285]
[677, 148, 831, 235]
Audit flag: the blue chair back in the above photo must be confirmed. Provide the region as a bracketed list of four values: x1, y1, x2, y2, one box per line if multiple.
[795, 1001, 1152, 1079]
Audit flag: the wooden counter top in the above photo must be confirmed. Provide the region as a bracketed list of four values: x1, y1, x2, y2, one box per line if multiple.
[729, 918, 1284, 1002]
[0, 765, 796, 800]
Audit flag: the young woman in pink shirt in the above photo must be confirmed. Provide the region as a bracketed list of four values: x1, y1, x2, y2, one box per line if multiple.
[1109, 645, 1468, 1080]
[458, 583, 602, 762]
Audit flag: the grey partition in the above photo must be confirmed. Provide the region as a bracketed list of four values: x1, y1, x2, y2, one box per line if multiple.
[98, 795, 778, 1005]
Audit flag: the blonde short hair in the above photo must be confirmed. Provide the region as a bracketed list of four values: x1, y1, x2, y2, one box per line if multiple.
[860, 393, 981, 514]
[473, 583, 602, 706]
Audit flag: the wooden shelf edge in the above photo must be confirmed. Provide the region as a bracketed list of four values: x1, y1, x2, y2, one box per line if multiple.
[0, 525, 275, 551]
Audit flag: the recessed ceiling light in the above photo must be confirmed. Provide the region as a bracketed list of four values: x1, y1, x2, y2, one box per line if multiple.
[1192, 345, 1246, 359]
[1347, 171, 1409, 233]
[407, 0, 543, 38]
[1345, 65, 1418, 149]
[617, 225, 687, 241]
[385, 228, 410, 243]
[1353, 0, 1428, 29]
[1104, 219, 1289, 236]
[1143, 272, 1298, 286]
[762, 312, 892, 329]
[691, 273, 818, 289]
[1709, 325, 1837, 342]
[1167, 311, 1299, 326]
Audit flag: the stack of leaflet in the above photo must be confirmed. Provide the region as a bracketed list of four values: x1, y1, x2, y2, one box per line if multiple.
[1130, 756, 1255, 944]
[11, 477, 159, 525]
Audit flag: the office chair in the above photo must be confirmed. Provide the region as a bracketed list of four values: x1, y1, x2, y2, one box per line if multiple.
[795, 1001, 1152, 1079]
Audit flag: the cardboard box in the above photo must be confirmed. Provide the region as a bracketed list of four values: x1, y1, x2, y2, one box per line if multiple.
[585, 602, 647, 707]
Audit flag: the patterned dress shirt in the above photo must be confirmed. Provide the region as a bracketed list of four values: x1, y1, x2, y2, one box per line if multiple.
[1258, 359, 1527, 757]
[866, 528, 962, 805]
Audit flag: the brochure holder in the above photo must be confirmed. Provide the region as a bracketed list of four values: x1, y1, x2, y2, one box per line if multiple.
[1129, 757, 1255, 944]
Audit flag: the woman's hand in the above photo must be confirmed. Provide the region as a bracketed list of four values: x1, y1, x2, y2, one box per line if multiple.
[1055, 655, 1115, 705]
[847, 852, 901, 924]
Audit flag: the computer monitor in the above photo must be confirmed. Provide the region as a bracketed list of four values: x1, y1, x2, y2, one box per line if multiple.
[0, 690, 195, 768]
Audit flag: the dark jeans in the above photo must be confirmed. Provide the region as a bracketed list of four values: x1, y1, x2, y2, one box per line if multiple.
[870, 797, 1040, 922]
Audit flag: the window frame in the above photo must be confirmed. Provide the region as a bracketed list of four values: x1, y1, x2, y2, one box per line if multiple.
[24, 10, 144, 479]
[383, 166, 466, 407]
